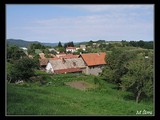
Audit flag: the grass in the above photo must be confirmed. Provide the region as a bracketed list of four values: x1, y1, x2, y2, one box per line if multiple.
[7, 72, 153, 116]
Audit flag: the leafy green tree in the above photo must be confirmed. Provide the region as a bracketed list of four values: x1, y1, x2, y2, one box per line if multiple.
[7, 62, 15, 83]
[7, 45, 26, 62]
[58, 47, 65, 53]
[50, 50, 57, 55]
[137, 40, 145, 48]
[101, 48, 136, 85]
[33, 54, 40, 60]
[28, 43, 46, 55]
[120, 56, 153, 103]
[129, 41, 138, 47]
[7, 58, 39, 82]
[121, 40, 129, 47]
[65, 41, 74, 47]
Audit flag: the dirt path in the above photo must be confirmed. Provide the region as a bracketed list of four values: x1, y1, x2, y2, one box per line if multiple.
[65, 81, 95, 90]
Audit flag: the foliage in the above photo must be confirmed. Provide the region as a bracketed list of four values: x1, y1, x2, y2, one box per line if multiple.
[27, 43, 46, 55]
[64, 41, 74, 48]
[7, 45, 26, 62]
[101, 47, 153, 103]
[120, 55, 153, 103]
[49, 50, 57, 55]
[58, 41, 62, 47]
[7, 58, 39, 83]
[58, 47, 65, 53]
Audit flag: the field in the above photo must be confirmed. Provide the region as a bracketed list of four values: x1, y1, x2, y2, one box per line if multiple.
[7, 72, 153, 116]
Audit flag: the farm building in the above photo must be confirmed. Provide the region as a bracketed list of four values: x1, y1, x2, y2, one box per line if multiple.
[79, 52, 106, 76]
[46, 58, 86, 74]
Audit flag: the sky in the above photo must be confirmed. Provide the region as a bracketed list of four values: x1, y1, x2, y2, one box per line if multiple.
[6, 4, 154, 43]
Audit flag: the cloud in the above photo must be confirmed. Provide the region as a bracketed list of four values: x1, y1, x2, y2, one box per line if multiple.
[7, 5, 153, 42]
[64, 4, 153, 13]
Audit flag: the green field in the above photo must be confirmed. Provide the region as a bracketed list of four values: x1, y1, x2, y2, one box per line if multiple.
[7, 72, 153, 116]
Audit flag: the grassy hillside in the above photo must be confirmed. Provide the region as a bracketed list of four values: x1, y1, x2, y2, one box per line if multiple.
[7, 73, 153, 116]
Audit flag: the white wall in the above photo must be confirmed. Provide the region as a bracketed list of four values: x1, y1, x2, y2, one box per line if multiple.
[46, 63, 54, 73]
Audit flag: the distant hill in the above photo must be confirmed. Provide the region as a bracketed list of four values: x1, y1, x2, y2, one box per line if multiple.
[7, 39, 58, 47]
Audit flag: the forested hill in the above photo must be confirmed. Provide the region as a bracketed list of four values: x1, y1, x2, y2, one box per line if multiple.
[7, 39, 58, 47]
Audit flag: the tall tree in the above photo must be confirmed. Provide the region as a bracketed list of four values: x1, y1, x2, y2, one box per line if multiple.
[58, 41, 62, 47]
[120, 55, 153, 103]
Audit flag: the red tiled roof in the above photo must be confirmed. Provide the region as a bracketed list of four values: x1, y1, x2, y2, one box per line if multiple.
[54, 68, 82, 74]
[59, 54, 79, 59]
[80, 52, 106, 66]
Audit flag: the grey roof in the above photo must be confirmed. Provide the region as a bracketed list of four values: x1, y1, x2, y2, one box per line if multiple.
[49, 58, 86, 70]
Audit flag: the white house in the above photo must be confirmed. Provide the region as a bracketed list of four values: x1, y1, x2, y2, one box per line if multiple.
[66, 47, 77, 53]
[46, 58, 86, 74]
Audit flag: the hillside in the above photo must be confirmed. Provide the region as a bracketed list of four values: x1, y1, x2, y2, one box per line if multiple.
[7, 72, 153, 115]
[7, 39, 58, 47]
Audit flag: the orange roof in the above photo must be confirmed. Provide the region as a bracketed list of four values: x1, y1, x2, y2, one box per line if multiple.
[80, 52, 106, 66]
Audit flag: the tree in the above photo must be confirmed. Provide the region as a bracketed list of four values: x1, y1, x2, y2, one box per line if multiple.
[50, 50, 57, 55]
[129, 41, 138, 47]
[120, 56, 153, 103]
[58, 41, 62, 47]
[7, 58, 39, 82]
[28, 43, 46, 55]
[65, 41, 74, 47]
[58, 47, 65, 53]
[137, 40, 145, 48]
[121, 40, 129, 47]
[101, 48, 136, 85]
[7, 45, 26, 62]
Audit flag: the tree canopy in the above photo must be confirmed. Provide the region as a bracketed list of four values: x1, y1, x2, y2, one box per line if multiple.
[101, 48, 153, 103]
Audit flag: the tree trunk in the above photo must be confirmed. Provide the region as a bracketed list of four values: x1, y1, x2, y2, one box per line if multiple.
[136, 90, 141, 103]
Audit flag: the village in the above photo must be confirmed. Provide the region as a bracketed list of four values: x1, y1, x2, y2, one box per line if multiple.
[7, 39, 154, 115]
[19, 42, 107, 76]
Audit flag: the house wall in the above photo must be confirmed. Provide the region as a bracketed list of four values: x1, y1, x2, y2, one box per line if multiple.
[46, 63, 54, 73]
[86, 65, 105, 76]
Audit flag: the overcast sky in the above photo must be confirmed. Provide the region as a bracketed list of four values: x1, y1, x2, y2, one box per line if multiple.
[6, 4, 154, 43]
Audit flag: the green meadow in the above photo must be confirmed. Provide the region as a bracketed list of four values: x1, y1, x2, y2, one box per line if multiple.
[7, 72, 153, 116]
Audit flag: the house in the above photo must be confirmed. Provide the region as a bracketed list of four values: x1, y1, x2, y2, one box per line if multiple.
[80, 45, 86, 51]
[46, 58, 86, 74]
[79, 52, 106, 76]
[66, 47, 76, 53]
